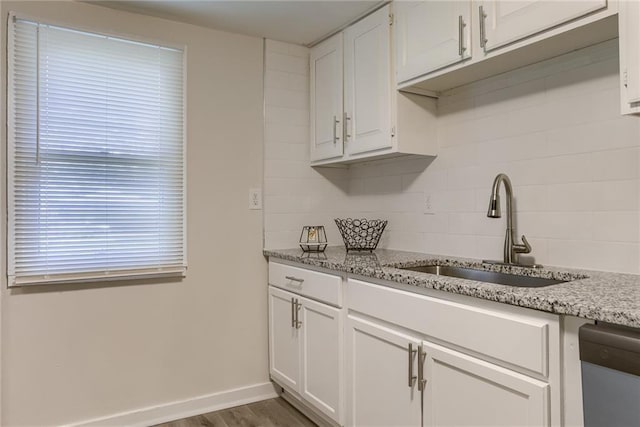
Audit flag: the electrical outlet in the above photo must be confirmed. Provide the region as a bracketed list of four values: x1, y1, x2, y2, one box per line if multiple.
[424, 192, 435, 215]
[249, 188, 262, 210]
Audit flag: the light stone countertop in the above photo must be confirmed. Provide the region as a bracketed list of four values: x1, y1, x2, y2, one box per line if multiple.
[264, 246, 640, 328]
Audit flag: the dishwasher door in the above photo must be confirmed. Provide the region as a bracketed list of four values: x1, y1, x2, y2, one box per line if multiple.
[579, 323, 640, 427]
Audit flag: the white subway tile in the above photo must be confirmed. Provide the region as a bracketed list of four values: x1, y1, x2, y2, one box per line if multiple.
[265, 105, 309, 126]
[424, 213, 449, 233]
[546, 153, 592, 184]
[265, 70, 308, 92]
[547, 182, 594, 211]
[264, 87, 309, 109]
[447, 212, 480, 235]
[265, 122, 308, 144]
[364, 176, 403, 194]
[264, 141, 308, 161]
[587, 242, 640, 274]
[265, 52, 308, 75]
[590, 148, 639, 182]
[546, 117, 640, 157]
[591, 180, 639, 211]
[447, 166, 481, 190]
[545, 57, 618, 101]
[592, 212, 640, 242]
[513, 185, 548, 212]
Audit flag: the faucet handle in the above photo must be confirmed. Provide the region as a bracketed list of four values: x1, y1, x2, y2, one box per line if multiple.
[514, 235, 532, 254]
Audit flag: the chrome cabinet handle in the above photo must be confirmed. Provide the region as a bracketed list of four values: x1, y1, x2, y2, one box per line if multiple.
[479, 5, 488, 50]
[418, 345, 427, 391]
[291, 297, 296, 328]
[344, 112, 352, 142]
[333, 115, 340, 144]
[408, 343, 417, 387]
[458, 15, 467, 57]
[285, 275, 304, 284]
[294, 298, 302, 329]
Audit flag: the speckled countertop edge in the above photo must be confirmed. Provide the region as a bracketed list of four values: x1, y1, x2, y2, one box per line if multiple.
[264, 247, 640, 328]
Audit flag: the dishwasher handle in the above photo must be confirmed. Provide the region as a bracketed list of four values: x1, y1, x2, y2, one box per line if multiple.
[579, 324, 640, 377]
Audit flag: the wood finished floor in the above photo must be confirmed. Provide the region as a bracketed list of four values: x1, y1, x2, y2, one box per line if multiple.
[154, 398, 317, 427]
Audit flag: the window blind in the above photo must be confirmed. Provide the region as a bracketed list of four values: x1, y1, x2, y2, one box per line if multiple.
[8, 14, 186, 286]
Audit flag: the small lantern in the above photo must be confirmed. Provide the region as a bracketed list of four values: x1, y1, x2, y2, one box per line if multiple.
[299, 226, 327, 252]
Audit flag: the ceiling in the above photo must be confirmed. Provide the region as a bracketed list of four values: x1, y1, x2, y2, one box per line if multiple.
[90, 1, 384, 46]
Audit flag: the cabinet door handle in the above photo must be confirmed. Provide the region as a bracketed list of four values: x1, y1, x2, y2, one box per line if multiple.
[458, 15, 467, 57]
[333, 115, 340, 143]
[479, 5, 488, 50]
[344, 112, 352, 142]
[294, 299, 303, 329]
[417, 344, 427, 391]
[291, 297, 296, 328]
[285, 275, 304, 284]
[408, 343, 417, 387]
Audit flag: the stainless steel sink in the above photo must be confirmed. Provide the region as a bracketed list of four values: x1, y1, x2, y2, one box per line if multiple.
[400, 265, 566, 288]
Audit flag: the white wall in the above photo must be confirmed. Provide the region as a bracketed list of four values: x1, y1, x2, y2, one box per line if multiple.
[265, 39, 640, 274]
[1, 2, 267, 425]
[264, 40, 350, 249]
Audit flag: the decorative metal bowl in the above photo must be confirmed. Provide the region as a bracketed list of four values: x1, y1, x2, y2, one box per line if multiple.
[334, 218, 388, 252]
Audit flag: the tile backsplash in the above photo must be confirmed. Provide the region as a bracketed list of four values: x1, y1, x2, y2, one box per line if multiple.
[264, 39, 640, 274]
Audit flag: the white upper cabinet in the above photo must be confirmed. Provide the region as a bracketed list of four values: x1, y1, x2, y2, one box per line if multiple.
[344, 6, 393, 156]
[395, 1, 472, 84]
[619, 0, 640, 115]
[399, 0, 617, 93]
[310, 4, 438, 166]
[310, 33, 344, 162]
[479, 0, 607, 52]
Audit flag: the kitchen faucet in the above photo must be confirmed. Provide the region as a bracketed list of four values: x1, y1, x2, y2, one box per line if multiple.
[486, 173, 532, 266]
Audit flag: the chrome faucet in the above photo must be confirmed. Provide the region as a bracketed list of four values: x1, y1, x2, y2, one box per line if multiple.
[486, 173, 532, 265]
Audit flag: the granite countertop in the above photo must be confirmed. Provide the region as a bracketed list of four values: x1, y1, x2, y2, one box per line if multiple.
[264, 246, 640, 328]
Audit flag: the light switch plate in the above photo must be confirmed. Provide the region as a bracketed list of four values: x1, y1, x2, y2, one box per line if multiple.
[249, 188, 262, 210]
[424, 192, 435, 215]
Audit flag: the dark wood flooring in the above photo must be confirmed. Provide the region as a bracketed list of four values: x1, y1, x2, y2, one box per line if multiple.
[154, 398, 317, 427]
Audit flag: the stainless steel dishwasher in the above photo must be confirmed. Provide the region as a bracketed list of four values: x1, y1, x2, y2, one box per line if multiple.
[580, 323, 640, 427]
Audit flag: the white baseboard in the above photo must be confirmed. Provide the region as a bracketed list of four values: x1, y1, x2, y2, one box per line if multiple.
[68, 382, 279, 427]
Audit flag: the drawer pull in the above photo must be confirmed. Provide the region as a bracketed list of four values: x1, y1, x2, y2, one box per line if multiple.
[458, 15, 467, 57]
[408, 343, 417, 387]
[479, 5, 488, 50]
[285, 275, 304, 284]
[418, 344, 427, 391]
[294, 298, 303, 329]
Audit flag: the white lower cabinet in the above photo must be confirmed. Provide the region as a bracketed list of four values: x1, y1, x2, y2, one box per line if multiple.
[347, 314, 549, 427]
[268, 285, 343, 424]
[347, 315, 422, 427]
[269, 262, 560, 426]
[422, 341, 549, 426]
[346, 278, 558, 426]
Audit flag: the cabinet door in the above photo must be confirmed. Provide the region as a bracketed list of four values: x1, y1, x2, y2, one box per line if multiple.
[422, 340, 549, 427]
[310, 32, 344, 161]
[620, 0, 640, 114]
[268, 286, 300, 391]
[299, 296, 343, 424]
[344, 5, 393, 156]
[480, 0, 607, 52]
[396, 1, 471, 83]
[347, 315, 422, 427]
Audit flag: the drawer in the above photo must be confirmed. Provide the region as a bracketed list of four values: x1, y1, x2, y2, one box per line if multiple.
[269, 261, 343, 307]
[348, 279, 555, 378]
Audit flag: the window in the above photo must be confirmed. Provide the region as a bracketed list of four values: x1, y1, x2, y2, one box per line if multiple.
[8, 14, 186, 286]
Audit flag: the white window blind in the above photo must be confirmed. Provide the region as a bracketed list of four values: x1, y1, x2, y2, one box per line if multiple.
[8, 14, 186, 286]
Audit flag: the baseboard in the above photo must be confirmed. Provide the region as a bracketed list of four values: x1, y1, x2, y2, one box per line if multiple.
[68, 382, 279, 427]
